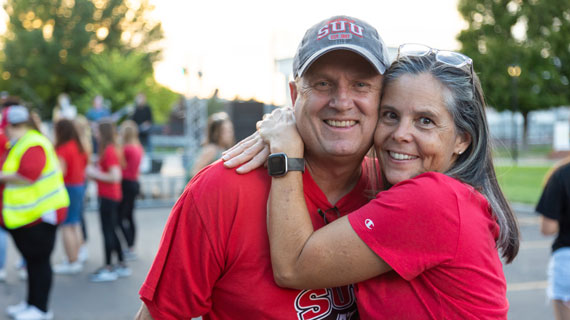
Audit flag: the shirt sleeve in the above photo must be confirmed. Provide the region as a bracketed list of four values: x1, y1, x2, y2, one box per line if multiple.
[139, 186, 223, 319]
[348, 172, 461, 281]
[536, 171, 563, 221]
[18, 146, 46, 181]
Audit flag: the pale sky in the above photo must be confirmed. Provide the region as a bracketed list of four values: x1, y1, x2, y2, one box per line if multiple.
[150, 0, 467, 105]
[1, 0, 467, 106]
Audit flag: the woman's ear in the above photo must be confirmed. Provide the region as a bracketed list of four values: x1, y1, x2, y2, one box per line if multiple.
[455, 131, 472, 155]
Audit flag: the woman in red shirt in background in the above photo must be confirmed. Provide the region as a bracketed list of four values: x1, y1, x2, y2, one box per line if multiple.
[53, 119, 88, 275]
[86, 120, 130, 282]
[118, 120, 144, 260]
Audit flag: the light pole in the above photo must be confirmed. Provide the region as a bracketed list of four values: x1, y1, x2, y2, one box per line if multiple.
[507, 64, 522, 164]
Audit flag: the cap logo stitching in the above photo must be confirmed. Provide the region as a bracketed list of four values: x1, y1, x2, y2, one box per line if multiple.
[316, 18, 364, 41]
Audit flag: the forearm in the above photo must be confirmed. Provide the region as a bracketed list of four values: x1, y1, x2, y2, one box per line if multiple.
[135, 303, 154, 320]
[0, 172, 32, 184]
[88, 167, 121, 183]
[268, 171, 315, 288]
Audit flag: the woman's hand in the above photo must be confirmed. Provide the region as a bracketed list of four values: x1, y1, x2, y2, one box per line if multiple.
[222, 131, 270, 174]
[258, 107, 304, 158]
[223, 107, 303, 174]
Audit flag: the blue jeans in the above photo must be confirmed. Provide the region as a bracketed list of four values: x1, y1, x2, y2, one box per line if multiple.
[0, 228, 6, 269]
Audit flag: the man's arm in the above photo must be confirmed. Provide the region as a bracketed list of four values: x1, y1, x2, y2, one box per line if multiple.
[134, 303, 153, 320]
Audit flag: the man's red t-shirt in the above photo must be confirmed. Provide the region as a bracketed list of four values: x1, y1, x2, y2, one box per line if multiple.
[122, 143, 143, 181]
[348, 172, 508, 319]
[139, 159, 378, 320]
[0, 146, 67, 227]
[96, 145, 122, 201]
[56, 140, 87, 185]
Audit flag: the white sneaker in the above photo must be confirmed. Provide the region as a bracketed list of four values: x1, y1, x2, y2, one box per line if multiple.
[114, 265, 132, 278]
[14, 305, 53, 320]
[77, 245, 88, 263]
[6, 301, 28, 317]
[0, 268, 6, 282]
[53, 261, 82, 275]
[89, 267, 118, 282]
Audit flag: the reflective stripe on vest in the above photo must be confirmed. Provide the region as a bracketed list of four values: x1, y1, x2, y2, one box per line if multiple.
[2, 130, 69, 229]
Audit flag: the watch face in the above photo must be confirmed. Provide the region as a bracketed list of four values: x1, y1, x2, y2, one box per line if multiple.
[268, 154, 286, 176]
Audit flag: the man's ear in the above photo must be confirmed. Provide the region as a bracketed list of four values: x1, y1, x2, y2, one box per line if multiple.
[289, 81, 298, 108]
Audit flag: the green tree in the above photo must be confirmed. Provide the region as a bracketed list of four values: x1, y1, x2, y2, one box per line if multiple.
[77, 49, 178, 124]
[457, 0, 570, 146]
[0, 0, 163, 117]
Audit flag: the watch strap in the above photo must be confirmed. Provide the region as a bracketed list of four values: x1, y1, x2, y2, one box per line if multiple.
[287, 157, 305, 172]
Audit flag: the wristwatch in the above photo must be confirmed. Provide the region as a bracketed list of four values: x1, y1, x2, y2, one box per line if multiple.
[267, 153, 305, 177]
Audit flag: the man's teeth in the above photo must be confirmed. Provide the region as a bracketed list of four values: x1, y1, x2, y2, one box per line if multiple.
[389, 152, 417, 160]
[325, 120, 356, 128]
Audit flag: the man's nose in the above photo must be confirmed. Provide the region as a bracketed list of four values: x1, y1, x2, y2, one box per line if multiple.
[329, 84, 353, 111]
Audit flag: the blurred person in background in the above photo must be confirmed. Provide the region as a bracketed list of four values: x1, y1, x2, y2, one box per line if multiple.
[118, 120, 144, 261]
[189, 112, 234, 177]
[1, 105, 69, 320]
[51, 93, 77, 122]
[73, 115, 93, 263]
[86, 120, 130, 282]
[537, 155, 570, 320]
[52, 119, 89, 275]
[0, 99, 15, 282]
[130, 93, 153, 152]
[86, 95, 110, 154]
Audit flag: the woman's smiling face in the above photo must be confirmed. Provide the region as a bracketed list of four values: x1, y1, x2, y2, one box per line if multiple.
[374, 72, 471, 186]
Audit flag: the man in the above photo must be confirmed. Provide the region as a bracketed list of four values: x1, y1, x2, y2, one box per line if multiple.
[136, 15, 390, 319]
[130, 92, 154, 152]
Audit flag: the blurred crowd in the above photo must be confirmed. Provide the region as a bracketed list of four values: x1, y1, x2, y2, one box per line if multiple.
[0, 92, 147, 320]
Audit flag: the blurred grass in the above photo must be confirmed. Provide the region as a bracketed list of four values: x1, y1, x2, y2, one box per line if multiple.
[492, 144, 553, 159]
[495, 165, 550, 205]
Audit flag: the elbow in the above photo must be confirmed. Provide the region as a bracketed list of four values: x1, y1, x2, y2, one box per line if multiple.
[540, 226, 558, 236]
[272, 269, 305, 290]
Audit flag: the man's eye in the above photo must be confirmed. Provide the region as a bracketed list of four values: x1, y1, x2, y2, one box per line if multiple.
[381, 111, 397, 120]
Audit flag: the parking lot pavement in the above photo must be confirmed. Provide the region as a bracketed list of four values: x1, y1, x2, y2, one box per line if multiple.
[0, 204, 556, 319]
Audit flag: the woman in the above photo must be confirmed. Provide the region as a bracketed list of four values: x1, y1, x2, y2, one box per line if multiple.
[86, 120, 129, 282]
[118, 120, 144, 260]
[52, 119, 89, 275]
[225, 45, 520, 318]
[0, 105, 69, 320]
[189, 112, 235, 177]
[536, 155, 570, 320]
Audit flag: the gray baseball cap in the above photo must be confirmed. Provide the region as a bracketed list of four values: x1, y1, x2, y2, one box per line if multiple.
[7, 105, 29, 124]
[293, 15, 391, 78]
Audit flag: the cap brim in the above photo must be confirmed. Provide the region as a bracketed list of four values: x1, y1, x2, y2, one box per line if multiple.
[296, 44, 387, 78]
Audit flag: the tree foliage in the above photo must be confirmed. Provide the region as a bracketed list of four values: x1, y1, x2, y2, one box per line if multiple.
[0, 0, 165, 117]
[457, 0, 570, 140]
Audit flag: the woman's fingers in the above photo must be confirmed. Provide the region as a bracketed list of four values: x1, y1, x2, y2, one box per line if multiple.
[235, 145, 270, 174]
[223, 136, 266, 168]
[222, 132, 259, 161]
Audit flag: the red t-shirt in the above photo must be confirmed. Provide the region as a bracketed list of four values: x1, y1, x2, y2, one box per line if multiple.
[56, 140, 87, 185]
[348, 172, 507, 319]
[96, 145, 122, 201]
[139, 159, 379, 319]
[122, 144, 144, 181]
[0, 146, 67, 227]
[0, 130, 9, 156]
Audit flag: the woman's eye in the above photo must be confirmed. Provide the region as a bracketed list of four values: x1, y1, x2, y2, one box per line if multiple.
[419, 117, 433, 126]
[381, 111, 397, 121]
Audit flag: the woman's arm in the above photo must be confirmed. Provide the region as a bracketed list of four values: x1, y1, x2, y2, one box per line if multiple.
[539, 215, 558, 236]
[86, 164, 121, 183]
[58, 156, 67, 176]
[190, 145, 218, 177]
[268, 172, 392, 289]
[258, 108, 391, 289]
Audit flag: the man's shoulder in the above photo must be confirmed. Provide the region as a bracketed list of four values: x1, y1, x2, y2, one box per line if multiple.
[188, 161, 271, 196]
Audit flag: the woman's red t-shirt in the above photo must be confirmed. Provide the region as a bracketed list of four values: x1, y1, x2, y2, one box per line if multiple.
[96, 145, 122, 201]
[56, 140, 88, 185]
